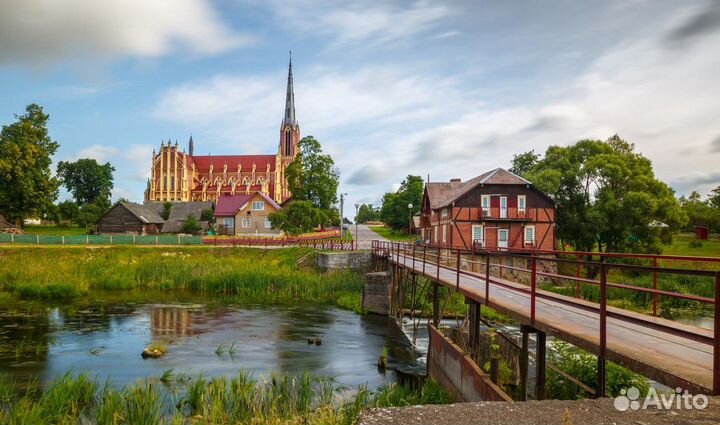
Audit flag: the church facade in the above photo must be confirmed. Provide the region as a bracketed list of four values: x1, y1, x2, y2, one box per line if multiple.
[144, 58, 300, 204]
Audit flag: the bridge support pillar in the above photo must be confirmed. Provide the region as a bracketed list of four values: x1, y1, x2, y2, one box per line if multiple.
[520, 325, 531, 401]
[536, 330, 547, 400]
[466, 298, 481, 359]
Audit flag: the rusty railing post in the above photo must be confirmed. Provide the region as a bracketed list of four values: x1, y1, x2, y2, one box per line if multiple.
[436, 246, 441, 282]
[714, 271, 720, 395]
[598, 262, 608, 398]
[531, 253, 537, 324]
[456, 249, 461, 291]
[485, 252, 491, 304]
[576, 254, 581, 299]
[412, 243, 416, 271]
[653, 256, 658, 316]
[423, 245, 427, 275]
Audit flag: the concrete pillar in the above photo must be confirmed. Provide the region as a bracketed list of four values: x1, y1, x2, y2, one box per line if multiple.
[536, 330, 547, 400]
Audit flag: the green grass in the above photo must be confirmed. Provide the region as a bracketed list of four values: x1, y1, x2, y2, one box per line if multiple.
[0, 372, 450, 424]
[0, 247, 365, 312]
[661, 233, 720, 257]
[21, 224, 88, 236]
[368, 225, 416, 242]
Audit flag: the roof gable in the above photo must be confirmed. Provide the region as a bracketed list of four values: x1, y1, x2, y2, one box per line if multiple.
[119, 202, 165, 224]
[215, 194, 253, 216]
[430, 168, 546, 209]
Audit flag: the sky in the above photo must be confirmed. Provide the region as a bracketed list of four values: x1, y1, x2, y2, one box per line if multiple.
[1, 0, 719, 211]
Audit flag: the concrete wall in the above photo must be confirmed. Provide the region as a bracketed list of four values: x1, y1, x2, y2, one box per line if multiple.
[428, 325, 512, 402]
[362, 272, 391, 315]
[316, 251, 373, 272]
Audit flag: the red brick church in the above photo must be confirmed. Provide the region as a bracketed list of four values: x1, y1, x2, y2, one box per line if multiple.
[144, 57, 300, 204]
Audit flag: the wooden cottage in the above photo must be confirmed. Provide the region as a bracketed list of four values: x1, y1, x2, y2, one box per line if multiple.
[96, 202, 165, 235]
[420, 168, 556, 251]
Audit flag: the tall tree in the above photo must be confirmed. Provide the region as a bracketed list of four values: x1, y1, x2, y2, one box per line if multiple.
[0, 104, 60, 226]
[380, 175, 424, 231]
[355, 203, 379, 224]
[272, 136, 340, 233]
[57, 158, 115, 206]
[519, 135, 686, 253]
[285, 136, 339, 210]
[509, 150, 540, 176]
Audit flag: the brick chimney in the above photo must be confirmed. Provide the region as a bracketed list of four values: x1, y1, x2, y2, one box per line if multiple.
[450, 178, 462, 182]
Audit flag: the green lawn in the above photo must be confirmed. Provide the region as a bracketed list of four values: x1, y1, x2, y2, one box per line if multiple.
[661, 233, 720, 257]
[22, 224, 88, 236]
[368, 225, 416, 242]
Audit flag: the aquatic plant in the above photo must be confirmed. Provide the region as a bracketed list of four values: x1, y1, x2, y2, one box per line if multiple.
[0, 371, 451, 424]
[159, 369, 175, 384]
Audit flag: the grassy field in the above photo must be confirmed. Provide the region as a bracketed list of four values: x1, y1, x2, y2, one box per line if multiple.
[21, 224, 88, 236]
[661, 233, 720, 257]
[368, 225, 416, 242]
[0, 247, 366, 311]
[0, 371, 450, 424]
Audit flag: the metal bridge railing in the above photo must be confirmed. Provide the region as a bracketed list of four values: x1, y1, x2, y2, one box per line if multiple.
[370, 239, 720, 396]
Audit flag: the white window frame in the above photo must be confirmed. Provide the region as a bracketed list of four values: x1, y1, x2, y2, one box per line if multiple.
[500, 196, 508, 218]
[433, 226, 438, 243]
[241, 218, 251, 228]
[264, 218, 272, 229]
[223, 218, 234, 228]
[518, 195, 526, 213]
[471, 225, 484, 247]
[442, 225, 447, 243]
[252, 201, 264, 211]
[524, 225, 535, 245]
[481, 195, 490, 216]
[441, 208, 448, 219]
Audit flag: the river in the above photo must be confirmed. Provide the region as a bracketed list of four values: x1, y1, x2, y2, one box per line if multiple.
[0, 291, 423, 390]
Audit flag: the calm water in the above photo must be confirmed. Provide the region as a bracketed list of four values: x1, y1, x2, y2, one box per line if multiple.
[0, 292, 423, 389]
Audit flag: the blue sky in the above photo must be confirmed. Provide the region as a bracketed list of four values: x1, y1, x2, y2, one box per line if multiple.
[1, 0, 719, 209]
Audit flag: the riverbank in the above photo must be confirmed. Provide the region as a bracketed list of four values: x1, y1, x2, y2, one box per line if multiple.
[0, 370, 451, 424]
[0, 247, 364, 311]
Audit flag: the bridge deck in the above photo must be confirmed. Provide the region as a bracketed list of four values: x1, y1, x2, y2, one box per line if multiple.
[390, 253, 714, 394]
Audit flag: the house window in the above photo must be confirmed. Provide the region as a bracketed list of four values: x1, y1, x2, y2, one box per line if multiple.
[524, 225, 535, 244]
[264, 218, 272, 229]
[223, 218, 233, 228]
[441, 208, 448, 219]
[252, 201, 264, 211]
[518, 195, 526, 213]
[481, 195, 490, 216]
[242, 218, 251, 228]
[472, 225, 484, 246]
[433, 226, 438, 243]
[442, 225, 447, 243]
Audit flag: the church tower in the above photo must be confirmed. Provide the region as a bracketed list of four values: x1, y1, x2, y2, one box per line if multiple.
[279, 53, 300, 160]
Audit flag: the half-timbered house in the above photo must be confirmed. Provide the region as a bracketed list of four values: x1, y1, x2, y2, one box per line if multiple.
[420, 168, 556, 251]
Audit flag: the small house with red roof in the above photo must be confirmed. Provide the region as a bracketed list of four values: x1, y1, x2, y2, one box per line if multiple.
[420, 168, 556, 251]
[215, 193, 282, 235]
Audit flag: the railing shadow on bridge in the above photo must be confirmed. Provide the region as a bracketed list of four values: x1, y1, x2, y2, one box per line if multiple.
[371, 240, 720, 397]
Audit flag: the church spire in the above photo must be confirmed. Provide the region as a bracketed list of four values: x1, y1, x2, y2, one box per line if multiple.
[188, 135, 194, 156]
[282, 51, 297, 127]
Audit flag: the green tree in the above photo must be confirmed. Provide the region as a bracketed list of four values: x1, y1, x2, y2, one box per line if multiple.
[57, 158, 115, 206]
[355, 203, 379, 224]
[76, 197, 111, 229]
[268, 200, 322, 235]
[161, 202, 173, 220]
[285, 136, 339, 210]
[519, 135, 686, 254]
[678, 191, 720, 233]
[509, 150, 540, 176]
[708, 186, 720, 210]
[380, 175, 424, 231]
[182, 214, 202, 234]
[57, 200, 80, 224]
[0, 104, 60, 226]
[272, 136, 339, 233]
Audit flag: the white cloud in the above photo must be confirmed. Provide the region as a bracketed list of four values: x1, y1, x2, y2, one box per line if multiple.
[258, 0, 453, 47]
[0, 0, 252, 66]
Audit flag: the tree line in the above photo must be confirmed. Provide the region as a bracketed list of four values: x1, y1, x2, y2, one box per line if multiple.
[0, 104, 114, 228]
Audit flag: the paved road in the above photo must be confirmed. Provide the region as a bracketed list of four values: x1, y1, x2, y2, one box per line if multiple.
[350, 224, 387, 249]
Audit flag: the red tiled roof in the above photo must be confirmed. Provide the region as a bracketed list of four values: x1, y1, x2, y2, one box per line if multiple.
[190, 155, 276, 172]
[214, 194, 253, 216]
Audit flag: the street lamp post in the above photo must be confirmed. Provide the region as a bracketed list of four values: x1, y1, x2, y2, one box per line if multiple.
[339, 192, 348, 239]
[355, 203, 360, 244]
[408, 203, 414, 239]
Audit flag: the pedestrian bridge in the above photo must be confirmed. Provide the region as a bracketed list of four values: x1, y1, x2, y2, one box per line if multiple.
[371, 241, 720, 397]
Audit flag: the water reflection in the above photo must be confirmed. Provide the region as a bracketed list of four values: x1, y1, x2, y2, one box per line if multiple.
[0, 293, 422, 390]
